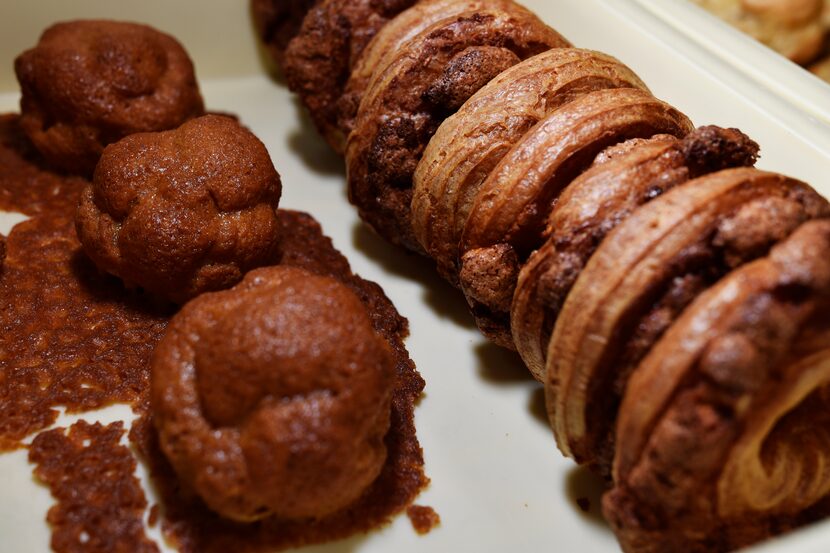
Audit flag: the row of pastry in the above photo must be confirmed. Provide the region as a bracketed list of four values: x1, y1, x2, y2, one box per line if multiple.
[260, 0, 830, 551]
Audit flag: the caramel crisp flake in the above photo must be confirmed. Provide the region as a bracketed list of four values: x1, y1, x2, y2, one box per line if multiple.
[406, 505, 441, 535]
[28, 421, 159, 553]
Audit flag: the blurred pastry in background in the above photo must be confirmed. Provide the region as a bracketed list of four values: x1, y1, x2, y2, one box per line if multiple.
[251, 0, 317, 68]
[810, 52, 830, 79]
[693, 0, 830, 78]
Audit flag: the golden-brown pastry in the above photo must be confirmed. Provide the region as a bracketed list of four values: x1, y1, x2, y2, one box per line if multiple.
[339, 0, 493, 140]
[512, 127, 760, 380]
[458, 88, 693, 347]
[604, 219, 830, 553]
[152, 265, 396, 522]
[283, 0, 418, 152]
[75, 115, 281, 304]
[345, 0, 569, 252]
[547, 168, 829, 473]
[250, 0, 318, 68]
[412, 48, 648, 284]
[15, 20, 204, 176]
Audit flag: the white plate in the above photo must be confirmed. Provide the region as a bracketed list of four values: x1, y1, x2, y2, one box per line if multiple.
[1, 1, 830, 552]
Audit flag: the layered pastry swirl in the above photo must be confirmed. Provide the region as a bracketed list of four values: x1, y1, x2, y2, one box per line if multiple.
[342, 0, 569, 251]
[271, 0, 830, 551]
[606, 220, 830, 552]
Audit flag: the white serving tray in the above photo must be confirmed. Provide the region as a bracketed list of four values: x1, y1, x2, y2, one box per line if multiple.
[1, 1, 829, 552]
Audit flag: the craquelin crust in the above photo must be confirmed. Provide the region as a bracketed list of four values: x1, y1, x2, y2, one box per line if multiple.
[15, 20, 204, 176]
[151, 265, 396, 522]
[75, 115, 282, 304]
